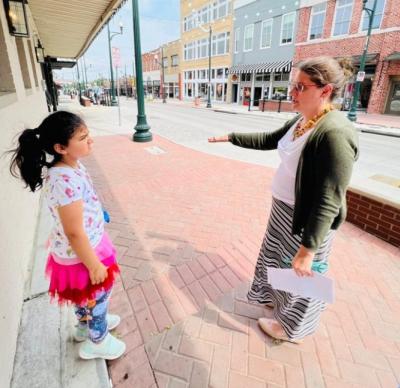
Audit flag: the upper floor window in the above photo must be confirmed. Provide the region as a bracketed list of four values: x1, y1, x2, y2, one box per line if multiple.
[212, 32, 230, 56]
[280, 12, 296, 44]
[171, 55, 179, 66]
[162, 57, 168, 68]
[361, 0, 386, 30]
[332, 0, 353, 36]
[244, 24, 254, 51]
[234, 27, 240, 53]
[309, 2, 326, 40]
[260, 19, 273, 48]
[213, 0, 229, 20]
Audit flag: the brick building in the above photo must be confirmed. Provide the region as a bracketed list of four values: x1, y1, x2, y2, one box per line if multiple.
[295, 0, 400, 115]
[142, 48, 162, 97]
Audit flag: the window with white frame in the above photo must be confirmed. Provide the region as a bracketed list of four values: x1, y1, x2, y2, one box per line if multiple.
[260, 19, 273, 48]
[361, 0, 386, 30]
[309, 2, 326, 40]
[243, 24, 254, 51]
[234, 27, 240, 53]
[211, 32, 230, 56]
[171, 55, 179, 66]
[212, 0, 229, 20]
[280, 12, 296, 44]
[184, 42, 196, 60]
[332, 0, 353, 36]
[197, 38, 209, 58]
[162, 57, 168, 68]
[199, 5, 210, 25]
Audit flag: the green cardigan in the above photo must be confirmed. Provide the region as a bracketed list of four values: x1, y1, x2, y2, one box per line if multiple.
[229, 110, 359, 251]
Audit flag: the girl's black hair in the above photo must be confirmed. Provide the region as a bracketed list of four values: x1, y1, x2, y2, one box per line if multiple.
[9, 111, 85, 192]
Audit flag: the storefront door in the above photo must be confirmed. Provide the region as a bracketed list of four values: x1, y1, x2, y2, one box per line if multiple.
[386, 81, 400, 115]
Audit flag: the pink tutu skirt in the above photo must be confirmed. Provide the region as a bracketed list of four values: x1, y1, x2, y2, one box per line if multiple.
[45, 232, 120, 306]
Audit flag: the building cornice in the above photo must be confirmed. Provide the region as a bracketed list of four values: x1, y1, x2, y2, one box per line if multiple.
[296, 26, 400, 46]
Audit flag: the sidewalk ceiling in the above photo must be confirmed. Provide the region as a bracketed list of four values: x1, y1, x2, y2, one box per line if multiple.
[229, 60, 292, 74]
[29, 0, 126, 59]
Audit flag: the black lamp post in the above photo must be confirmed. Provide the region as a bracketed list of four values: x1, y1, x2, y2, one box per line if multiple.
[132, 0, 152, 142]
[107, 21, 123, 106]
[347, 0, 377, 122]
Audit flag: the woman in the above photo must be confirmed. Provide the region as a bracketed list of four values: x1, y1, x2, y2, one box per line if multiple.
[209, 57, 358, 343]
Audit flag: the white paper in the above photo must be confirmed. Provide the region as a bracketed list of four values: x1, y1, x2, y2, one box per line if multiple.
[268, 268, 335, 304]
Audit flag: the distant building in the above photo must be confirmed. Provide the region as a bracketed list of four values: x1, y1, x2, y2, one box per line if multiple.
[180, 0, 234, 103]
[161, 39, 182, 99]
[142, 48, 161, 97]
[230, 0, 299, 108]
[295, 0, 400, 115]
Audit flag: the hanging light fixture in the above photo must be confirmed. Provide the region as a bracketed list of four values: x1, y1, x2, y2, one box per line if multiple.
[3, 0, 29, 37]
[35, 39, 45, 63]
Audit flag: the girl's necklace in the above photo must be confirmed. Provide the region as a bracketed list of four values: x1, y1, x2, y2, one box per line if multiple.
[292, 105, 333, 141]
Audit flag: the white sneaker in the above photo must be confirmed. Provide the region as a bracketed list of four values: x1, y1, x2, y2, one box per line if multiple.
[79, 333, 126, 360]
[74, 314, 121, 342]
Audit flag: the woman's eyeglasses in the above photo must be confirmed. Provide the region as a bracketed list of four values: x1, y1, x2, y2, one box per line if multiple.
[288, 82, 321, 93]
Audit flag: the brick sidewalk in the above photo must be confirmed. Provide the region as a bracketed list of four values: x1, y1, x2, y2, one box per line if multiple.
[86, 134, 400, 388]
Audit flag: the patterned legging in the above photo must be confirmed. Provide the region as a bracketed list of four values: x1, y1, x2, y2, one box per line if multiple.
[74, 289, 111, 343]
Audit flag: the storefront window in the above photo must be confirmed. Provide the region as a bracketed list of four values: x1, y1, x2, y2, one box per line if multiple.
[272, 87, 288, 99]
[241, 73, 251, 82]
[216, 83, 224, 100]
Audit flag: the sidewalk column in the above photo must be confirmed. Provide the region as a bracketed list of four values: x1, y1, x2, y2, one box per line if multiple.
[132, 0, 152, 142]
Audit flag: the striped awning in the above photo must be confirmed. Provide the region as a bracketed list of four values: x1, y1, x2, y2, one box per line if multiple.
[229, 60, 292, 74]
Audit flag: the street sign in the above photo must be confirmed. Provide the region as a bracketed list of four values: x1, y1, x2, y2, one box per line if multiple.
[112, 47, 121, 68]
[356, 71, 366, 82]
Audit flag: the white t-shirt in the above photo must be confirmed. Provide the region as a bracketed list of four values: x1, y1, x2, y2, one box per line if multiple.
[271, 119, 314, 205]
[44, 161, 104, 259]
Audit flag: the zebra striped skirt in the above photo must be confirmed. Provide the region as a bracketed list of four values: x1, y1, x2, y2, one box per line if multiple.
[247, 197, 335, 340]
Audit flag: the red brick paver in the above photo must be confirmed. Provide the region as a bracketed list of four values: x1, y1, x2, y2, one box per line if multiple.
[86, 134, 400, 388]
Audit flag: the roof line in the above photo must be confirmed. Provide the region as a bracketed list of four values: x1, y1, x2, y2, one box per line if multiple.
[75, 0, 127, 59]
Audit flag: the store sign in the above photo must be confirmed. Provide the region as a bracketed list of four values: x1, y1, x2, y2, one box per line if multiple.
[112, 47, 121, 68]
[356, 71, 366, 82]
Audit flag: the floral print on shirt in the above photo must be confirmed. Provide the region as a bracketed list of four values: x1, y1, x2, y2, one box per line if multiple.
[44, 162, 104, 259]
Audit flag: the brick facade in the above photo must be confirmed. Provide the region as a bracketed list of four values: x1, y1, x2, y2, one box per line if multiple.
[346, 190, 400, 247]
[142, 49, 161, 73]
[294, 0, 400, 114]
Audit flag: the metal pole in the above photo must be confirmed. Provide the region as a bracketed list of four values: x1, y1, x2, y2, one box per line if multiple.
[125, 64, 128, 99]
[207, 26, 212, 108]
[116, 66, 121, 126]
[347, 0, 377, 122]
[107, 22, 118, 106]
[83, 55, 88, 94]
[132, 0, 152, 142]
[162, 46, 166, 103]
[76, 60, 82, 101]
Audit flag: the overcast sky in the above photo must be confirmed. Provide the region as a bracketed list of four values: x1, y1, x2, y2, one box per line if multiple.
[55, 0, 180, 82]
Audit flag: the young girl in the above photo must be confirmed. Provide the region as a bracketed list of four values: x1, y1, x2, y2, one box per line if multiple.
[9, 111, 126, 360]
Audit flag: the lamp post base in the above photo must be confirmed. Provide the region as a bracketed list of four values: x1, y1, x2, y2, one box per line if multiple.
[206, 101, 212, 108]
[111, 98, 118, 106]
[133, 116, 152, 142]
[347, 110, 357, 122]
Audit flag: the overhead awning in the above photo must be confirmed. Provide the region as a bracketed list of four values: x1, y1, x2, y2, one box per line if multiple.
[385, 52, 400, 61]
[229, 60, 292, 74]
[29, 0, 126, 59]
[47, 57, 77, 70]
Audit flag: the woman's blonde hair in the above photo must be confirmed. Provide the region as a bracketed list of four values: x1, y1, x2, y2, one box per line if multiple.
[295, 56, 354, 100]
